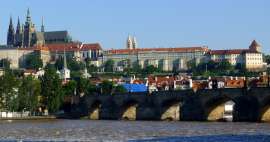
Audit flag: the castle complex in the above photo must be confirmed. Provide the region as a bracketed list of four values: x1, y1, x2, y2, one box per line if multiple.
[7, 9, 71, 48]
[1, 9, 101, 69]
[0, 9, 266, 71]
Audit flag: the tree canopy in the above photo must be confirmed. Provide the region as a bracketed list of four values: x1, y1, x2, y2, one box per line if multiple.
[0, 70, 19, 111]
[40, 65, 64, 113]
[25, 53, 43, 70]
[18, 76, 41, 112]
[104, 59, 114, 72]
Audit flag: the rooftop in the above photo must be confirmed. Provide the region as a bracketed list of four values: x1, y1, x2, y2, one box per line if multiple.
[19, 43, 102, 52]
[105, 46, 209, 54]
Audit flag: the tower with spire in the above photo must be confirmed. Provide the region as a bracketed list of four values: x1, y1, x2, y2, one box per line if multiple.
[23, 8, 36, 47]
[60, 48, 70, 81]
[7, 16, 15, 47]
[249, 40, 261, 53]
[41, 17, 45, 33]
[127, 35, 133, 49]
[132, 36, 137, 49]
[126, 35, 138, 49]
[15, 17, 24, 47]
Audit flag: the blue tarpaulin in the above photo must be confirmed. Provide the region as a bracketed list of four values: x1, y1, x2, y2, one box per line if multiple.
[122, 84, 147, 92]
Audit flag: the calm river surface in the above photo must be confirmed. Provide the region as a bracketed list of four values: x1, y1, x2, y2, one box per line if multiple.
[0, 120, 269, 142]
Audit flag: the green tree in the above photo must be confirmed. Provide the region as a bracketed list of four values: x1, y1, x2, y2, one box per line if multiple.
[75, 77, 96, 96]
[63, 80, 77, 96]
[18, 76, 41, 112]
[0, 58, 11, 69]
[187, 59, 197, 71]
[68, 58, 84, 71]
[114, 85, 127, 94]
[132, 62, 142, 74]
[217, 60, 233, 73]
[143, 65, 158, 74]
[87, 64, 98, 73]
[264, 54, 270, 64]
[100, 80, 114, 95]
[25, 53, 43, 70]
[55, 57, 84, 71]
[40, 65, 64, 113]
[0, 70, 19, 111]
[55, 57, 64, 70]
[104, 59, 114, 72]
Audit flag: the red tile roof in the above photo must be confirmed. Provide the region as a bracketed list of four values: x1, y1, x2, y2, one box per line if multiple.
[209, 49, 260, 55]
[209, 49, 249, 55]
[148, 76, 175, 87]
[19, 43, 102, 52]
[106, 47, 209, 54]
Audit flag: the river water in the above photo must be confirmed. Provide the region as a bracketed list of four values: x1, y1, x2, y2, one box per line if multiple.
[0, 120, 269, 142]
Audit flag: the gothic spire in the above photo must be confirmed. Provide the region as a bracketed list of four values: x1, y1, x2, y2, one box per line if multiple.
[16, 17, 21, 33]
[7, 16, 15, 46]
[41, 17, 45, 32]
[15, 17, 22, 47]
[26, 8, 31, 23]
[64, 47, 67, 69]
[9, 16, 14, 30]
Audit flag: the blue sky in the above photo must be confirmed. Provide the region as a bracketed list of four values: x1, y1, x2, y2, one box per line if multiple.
[0, 0, 269, 53]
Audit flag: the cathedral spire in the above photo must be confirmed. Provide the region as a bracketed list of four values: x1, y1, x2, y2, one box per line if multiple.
[16, 17, 21, 33]
[26, 8, 31, 23]
[41, 17, 45, 32]
[7, 16, 15, 47]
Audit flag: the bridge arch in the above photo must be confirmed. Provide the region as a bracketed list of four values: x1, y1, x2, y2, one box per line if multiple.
[205, 96, 236, 121]
[88, 100, 102, 120]
[119, 100, 139, 120]
[259, 96, 270, 122]
[160, 99, 182, 121]
[205, 95, 258, 122]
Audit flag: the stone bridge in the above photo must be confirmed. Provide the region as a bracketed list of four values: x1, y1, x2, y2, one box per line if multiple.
[79, 87, 270, 122]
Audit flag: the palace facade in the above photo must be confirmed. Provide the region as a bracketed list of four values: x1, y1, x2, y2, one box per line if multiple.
[103, 37, 265, 72]
[208, 40, 264, 71]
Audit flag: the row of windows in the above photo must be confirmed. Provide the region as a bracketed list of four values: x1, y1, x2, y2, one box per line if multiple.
[246, 58, 262, 60]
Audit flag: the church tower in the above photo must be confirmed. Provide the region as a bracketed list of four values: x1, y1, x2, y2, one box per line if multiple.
[41, 17, 45, 32]
[127, 35, 133, 49]
[61, 48, 70, 81]
[23, 8, 36, 47]
[15, 17, 23, 47]
[7, 16, 15, 47]
[132, 36, 137, 49]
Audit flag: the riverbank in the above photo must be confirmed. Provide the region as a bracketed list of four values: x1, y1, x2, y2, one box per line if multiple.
[0, 116, 56, 120]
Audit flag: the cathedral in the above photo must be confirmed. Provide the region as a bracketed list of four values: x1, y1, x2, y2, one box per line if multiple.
[7, 9, 72, 48]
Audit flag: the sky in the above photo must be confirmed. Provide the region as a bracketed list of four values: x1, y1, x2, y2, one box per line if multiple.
[0, 0, 269, 53]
